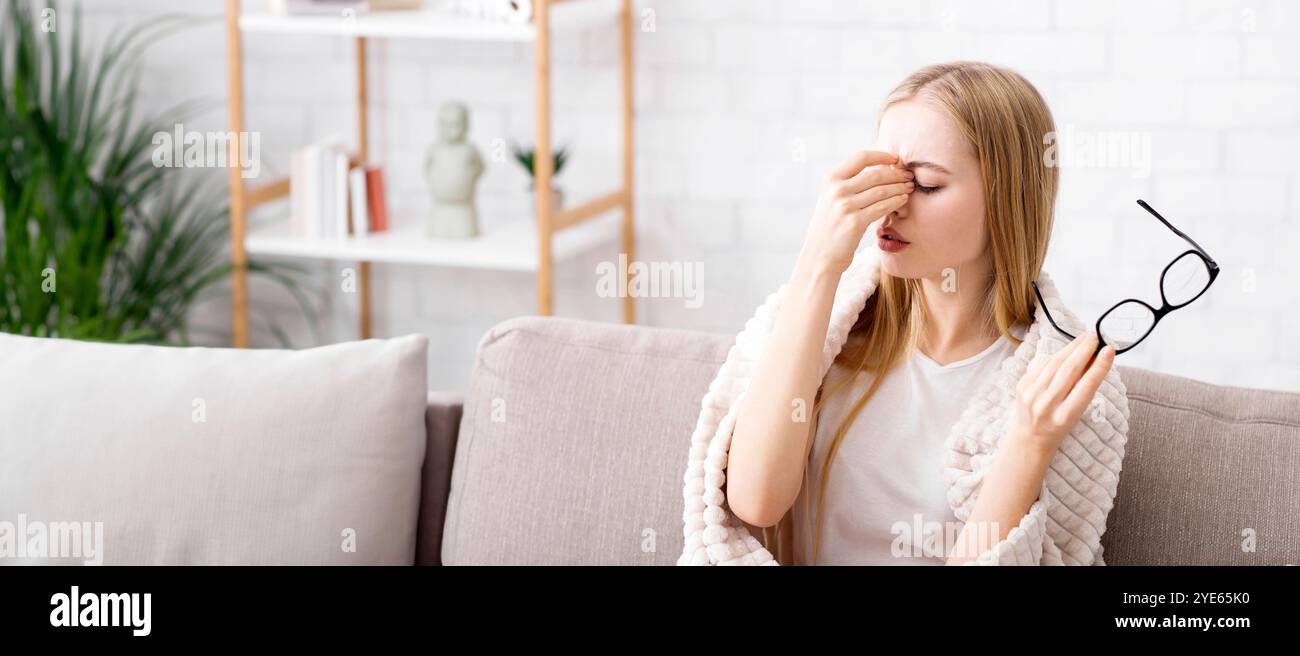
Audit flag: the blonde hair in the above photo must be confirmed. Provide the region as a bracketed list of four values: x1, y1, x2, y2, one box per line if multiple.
[763, 61, 1060, 565]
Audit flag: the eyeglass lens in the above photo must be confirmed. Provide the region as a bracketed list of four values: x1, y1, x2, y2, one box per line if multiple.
[1163, 251, 1213, 307]
[1096, 252, 1213, 351]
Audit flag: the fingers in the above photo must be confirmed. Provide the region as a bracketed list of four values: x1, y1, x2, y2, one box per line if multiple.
[856, 193, 909, 223]
[1019, 351, 1050, 393]
[830, 150, 899, 180]
[1045, 331, 1100, 402]
[1022, 330, 1089, 395]
[1061, 345, 1116, 421]
[849, 180, 914, 209]
[845, 160, 913, 194]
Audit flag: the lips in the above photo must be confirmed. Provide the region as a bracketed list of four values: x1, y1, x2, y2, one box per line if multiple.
[876, 224, 909, 244]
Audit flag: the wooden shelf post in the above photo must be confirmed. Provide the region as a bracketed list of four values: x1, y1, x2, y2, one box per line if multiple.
[356, 36, 373, 339]
[226, 0, 250, 347]
[535, 0, 554, 316]
[619, 0, 634, 324]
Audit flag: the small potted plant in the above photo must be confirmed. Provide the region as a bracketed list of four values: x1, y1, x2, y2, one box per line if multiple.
[511, 141, 569, 215]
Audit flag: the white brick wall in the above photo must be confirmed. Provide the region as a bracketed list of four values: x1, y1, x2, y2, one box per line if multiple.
[75, 0, 1299, 392]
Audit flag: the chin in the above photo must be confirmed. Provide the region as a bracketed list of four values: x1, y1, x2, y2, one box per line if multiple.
[879, 256, 924, 280]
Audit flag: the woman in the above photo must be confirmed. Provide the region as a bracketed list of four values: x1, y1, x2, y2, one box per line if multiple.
[681, 62, 1127, 566]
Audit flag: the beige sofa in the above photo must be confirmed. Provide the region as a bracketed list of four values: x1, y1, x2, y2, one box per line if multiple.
[3, 317, 1296, 565]
[432, 316, 1300, 565]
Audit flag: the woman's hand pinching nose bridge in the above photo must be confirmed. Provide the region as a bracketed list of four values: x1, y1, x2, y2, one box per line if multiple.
[797, 150, 915, 276]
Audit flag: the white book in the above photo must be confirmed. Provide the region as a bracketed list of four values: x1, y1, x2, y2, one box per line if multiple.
[289, 148, 307, 238]
[316, 145, 334, 240]
[334, 152, 349, 240]
[349, 166, 369, 237]
[303, 145, 320, 239]
[277, 0, 367, 15]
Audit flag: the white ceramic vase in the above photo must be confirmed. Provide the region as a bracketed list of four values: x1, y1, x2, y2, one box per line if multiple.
[528, 182, 564, 217]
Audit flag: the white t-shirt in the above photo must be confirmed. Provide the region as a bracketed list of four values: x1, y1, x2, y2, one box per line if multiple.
[790, 328, 1022, 565]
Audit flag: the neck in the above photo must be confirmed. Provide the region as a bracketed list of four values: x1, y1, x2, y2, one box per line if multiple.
[916, 263, 1000, 366]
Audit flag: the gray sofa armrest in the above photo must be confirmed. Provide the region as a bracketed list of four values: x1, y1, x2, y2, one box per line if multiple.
[416, 391, 463, 565]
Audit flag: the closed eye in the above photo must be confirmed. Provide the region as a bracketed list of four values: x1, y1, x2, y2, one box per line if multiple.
[913, 183, 941, 194]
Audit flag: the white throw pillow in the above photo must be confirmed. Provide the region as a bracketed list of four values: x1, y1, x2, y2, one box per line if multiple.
[0, 332, 429, 565]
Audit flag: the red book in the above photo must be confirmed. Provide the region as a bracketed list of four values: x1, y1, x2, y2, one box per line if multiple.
[364, 167, 389, 233]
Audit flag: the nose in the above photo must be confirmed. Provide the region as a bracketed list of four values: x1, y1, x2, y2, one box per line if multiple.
[889, 196, 910, 221]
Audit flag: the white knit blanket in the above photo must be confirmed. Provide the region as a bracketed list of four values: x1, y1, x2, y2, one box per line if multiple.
[678, 242, 1130, 566]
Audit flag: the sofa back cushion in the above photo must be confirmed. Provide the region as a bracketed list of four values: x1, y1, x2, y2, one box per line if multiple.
[443, 317, 1300, 565]
[0, 332, 429, 565]
[1106, 366, 1300, 565]
[441, 317, 733, 565]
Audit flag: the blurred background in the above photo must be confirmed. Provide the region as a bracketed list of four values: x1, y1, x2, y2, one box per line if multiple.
[30, 0, 1300, 392]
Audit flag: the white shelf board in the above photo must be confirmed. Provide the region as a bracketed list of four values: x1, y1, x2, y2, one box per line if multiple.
[239, 1, 618, 41]
[245, 213, 620, 272]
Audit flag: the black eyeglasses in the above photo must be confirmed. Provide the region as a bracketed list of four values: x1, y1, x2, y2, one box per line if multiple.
[1032, 199, 1219, 356]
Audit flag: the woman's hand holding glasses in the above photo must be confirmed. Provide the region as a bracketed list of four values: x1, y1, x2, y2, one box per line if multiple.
[1005, 331, 1116, 458]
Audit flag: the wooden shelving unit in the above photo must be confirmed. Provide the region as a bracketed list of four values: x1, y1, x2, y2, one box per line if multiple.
[223, 0, 636, 347]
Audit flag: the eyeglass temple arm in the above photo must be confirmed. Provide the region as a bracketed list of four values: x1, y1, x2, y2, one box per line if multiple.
[1033, 282, 1116, 355]
[1031, 281, 1077, 339]
[1136, 199, 1218, 267]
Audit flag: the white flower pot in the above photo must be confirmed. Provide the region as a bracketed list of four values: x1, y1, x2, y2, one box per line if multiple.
[527, 183, 564, 217]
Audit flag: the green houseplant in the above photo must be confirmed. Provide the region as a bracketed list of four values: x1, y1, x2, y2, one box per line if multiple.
[510, 141, 569, 213]
[0, 1, 315, 345]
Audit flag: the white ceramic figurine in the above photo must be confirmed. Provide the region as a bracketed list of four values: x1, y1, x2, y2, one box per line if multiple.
[425, 101, 484, 239]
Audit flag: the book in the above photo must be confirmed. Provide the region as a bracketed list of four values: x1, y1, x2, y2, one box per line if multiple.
[315, 145, 332, 239]
[289, 147, 309, 238]
[290, 142, 381, 240]
[333, 151, 349, 239]
[297, 144, 323, 239]
[272, 0, 368, 16]
[349, 166, 369, 237]
[364, 167, 389, 233]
